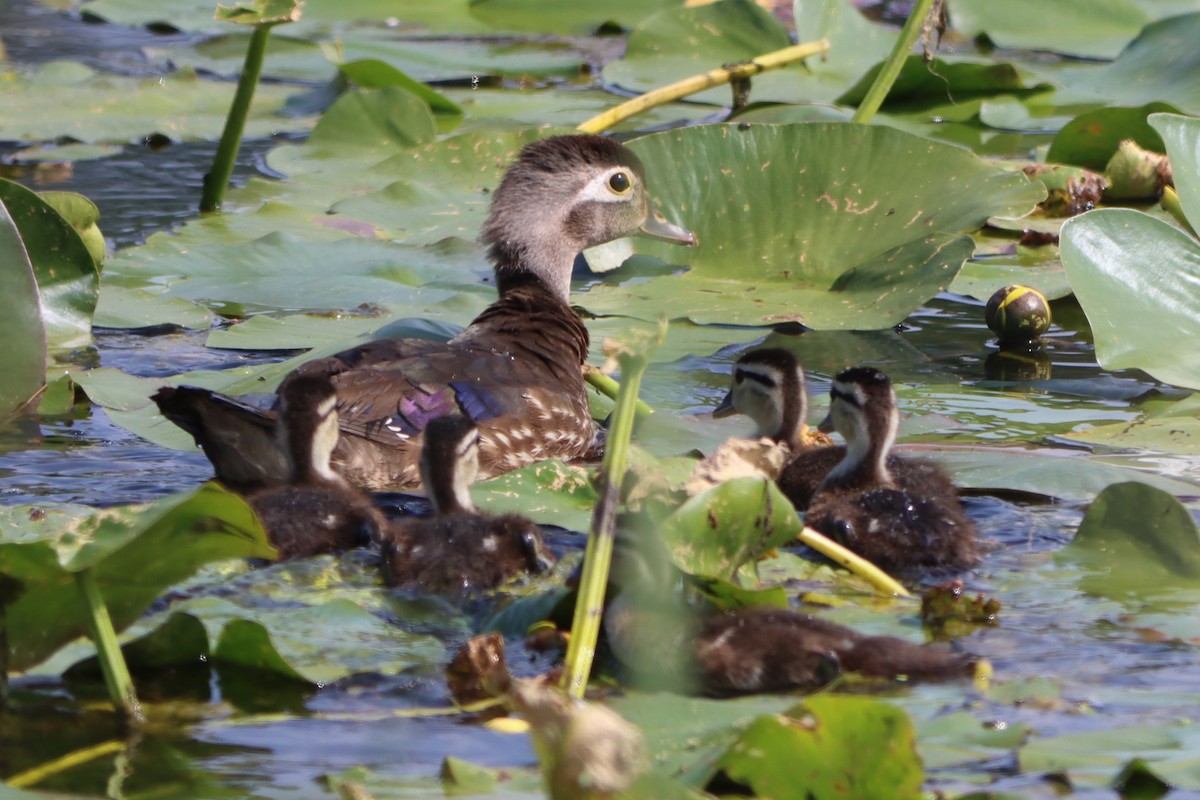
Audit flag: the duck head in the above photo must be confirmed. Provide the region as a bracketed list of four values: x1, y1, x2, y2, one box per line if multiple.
[481, 134, 695, 303]
[713, 348, 808, 447]
[418, 414, 481, 515]
[818, 366, 899, 487]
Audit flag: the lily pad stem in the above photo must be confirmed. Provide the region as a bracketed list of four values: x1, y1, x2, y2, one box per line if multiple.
[576, 39, 830, 134]
[584, 365, 654, 419]
[851, 0, 936, 124]
[797, 526, 911, 598]
[562, 322, 666, 697]
[75, 569, 143, 721]
[200, 23, 270, 212]
[5, 740, 126, 789]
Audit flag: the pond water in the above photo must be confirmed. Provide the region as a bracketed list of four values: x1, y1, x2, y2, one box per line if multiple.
[3, 1, 1200, 798]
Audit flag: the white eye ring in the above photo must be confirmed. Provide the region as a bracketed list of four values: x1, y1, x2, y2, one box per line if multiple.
[578, 166, 638, 203]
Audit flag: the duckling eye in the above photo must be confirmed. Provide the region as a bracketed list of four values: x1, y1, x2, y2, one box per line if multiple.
[608, 171, 631, 194]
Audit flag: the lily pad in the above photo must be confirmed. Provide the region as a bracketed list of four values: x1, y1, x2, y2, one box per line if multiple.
[837, 57, 1051, 115]
[1061, 208, 1200, 390]
[1153, 112, 1200, 230]
[714, 695, 923, 800]
[0, 64, 311, 144]
[576, 123, 1043, 330]
[0, 483, 274, 672]
[949, 0, 1150, 59]
[468, 0, 682, 34]
[1046, 103, 1178, 170]
[0, 194, 46, 418]
[659, 478, 801, 581]
[0, 179, 99, 350]
[1059, 481, 1200, 599]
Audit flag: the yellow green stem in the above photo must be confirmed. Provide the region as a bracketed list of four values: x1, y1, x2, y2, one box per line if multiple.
[562, 322, 667, 697]
[584, 364, 654, 419]
[851, 0, 936, 124]
[6, 740, 126, 789]
[577, 39, 830, 134]
[75, 570, 143, 721]
[797, 526, 911, 598]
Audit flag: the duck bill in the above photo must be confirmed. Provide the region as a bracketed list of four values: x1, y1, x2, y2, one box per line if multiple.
[713, 390, 736, 418]
[817, 413, 835, 434]
[639, 210, 696, 246]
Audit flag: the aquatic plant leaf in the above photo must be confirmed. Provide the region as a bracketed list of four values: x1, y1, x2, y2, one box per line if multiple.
[1054, 13, 1200, 115]
[837, 57, 1050, 112]
[0, 195, 45, 419]
[0, 179, 99, 350]
[306, 86, 437, 155]
[659, 478, 801, 581]
[92, 285, 215, 331]
[1153, 113, 1200, 230]
[65, 611, 211, 676]
[0, 63, 308, 144]
[214, 0, 301, 26]
[0, 483, 274, 673]
[1018, 724, 1189, 790]
[1062, 415, 1200, 454]
[915, 711, 1030, 770]
[337, 59, 462, 120]
[1061, 208, 1200, 390]
[473, 459, 597, 531]
[1060, 481, 1200, 599]
[577, 123, 1042, 329]
[37, 191, 105, 267]
[468, 0, 681, 34]
[950, 250, 1071, 302]
[950, 0, 1149, 59]
[714, 695, 923, 800]
[1046, 103, 1178, 170]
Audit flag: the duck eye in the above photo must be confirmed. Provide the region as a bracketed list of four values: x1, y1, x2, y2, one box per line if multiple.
[608, 171, 631, 194]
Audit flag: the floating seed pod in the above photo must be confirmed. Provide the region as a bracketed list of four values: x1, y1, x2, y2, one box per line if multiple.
[985, 284, 1051, 344]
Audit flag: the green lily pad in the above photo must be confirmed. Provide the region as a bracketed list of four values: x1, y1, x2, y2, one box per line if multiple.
[576, 123, 1042, 330]
[93, 285, 215, 331]
[37, 191, 105, 267]
[1054, 12, 1200, 114]
[714, 695, 923, 800]
[1059, 482, 1200, 600]
[949, 0, 1150, 59]
[1062, 415, 1200, 454]
[0, 194, 46, 419]
[601, 0, 800, 107]
[0, 179, 99, 351]
[0, 483, 274, 673]
[951, 251, 1071, 302]
[1153, 112, 1200, 230]
[306, 86, 437, 155]
[337, 59, 462, 120]
[6, 142, 124, 163]
[915, 711, 1030, 770]
[214, 0, 301, 26]
[0, 64, 310, 144]
[1018, 723, 1196, 790]
[659, 478, 801, 581]
[468, 0, 682, 34]
[473, 459, 597, 531]
[1061, 209, 1200, 390]
[837, 57, 1051, 114]
[65, 610, 210, 676]
[1046, 103, 1178, 170]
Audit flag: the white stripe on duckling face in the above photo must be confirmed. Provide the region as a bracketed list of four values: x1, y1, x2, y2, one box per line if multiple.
[576, 166, 640, 204]
[310, 395, 342, 483]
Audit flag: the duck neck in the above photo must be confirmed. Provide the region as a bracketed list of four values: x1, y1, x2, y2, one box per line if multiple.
[772, 375, 806, 449]
[489, 238, 578, 305]
[281, 403, 342, 487]
[422, 453, 478, 517]
[818, 402, 897, 494]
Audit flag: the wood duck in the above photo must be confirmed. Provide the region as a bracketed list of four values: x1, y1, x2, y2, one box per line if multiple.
[602, 529, 976, 695]
[154, 134, 695, 492]
[246, 375, 383, 560]
[805, 367, 980, 573]
[378, 415, 555, 598]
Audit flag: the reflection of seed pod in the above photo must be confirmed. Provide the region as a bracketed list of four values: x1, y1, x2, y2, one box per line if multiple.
[984, 347, 1051, 382]
[985, 285, 1052, 343]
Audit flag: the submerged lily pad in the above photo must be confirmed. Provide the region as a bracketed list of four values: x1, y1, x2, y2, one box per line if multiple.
[576, 123, 1042, 330]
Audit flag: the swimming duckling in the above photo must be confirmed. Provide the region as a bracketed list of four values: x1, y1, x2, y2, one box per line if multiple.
[713, 348, 843, 509]
[247, 375, 383, 560]
[379, 415, 554, 597]
[805, 367, 979, 573]
[602, 529, 976, 696]
[154, 134, 695, 492]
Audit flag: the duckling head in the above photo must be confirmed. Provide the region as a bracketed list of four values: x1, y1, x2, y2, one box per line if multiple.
[481, 134, 694, 303]
[275, 374, 343, 485]
[818, 366, 899, 484]
[419, 414, 481, 515]
[713, 348, 808, 447]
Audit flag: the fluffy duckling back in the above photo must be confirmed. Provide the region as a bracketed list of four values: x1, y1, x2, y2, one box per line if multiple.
[379, 415, 554, 597]
[805, 367, 979, 573]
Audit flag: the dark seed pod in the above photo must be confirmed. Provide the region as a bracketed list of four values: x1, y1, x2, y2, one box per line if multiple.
[985, 284, 1051, 343]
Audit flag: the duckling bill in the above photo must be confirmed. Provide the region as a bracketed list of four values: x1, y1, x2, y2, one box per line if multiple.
[378, 415, 554, 598]
[154, 134, 695, 492]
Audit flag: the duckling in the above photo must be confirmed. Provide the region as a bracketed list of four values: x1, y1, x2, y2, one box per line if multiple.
[154, 135, 695, 492]
[378, 415, 554, 598]
[713, 347, 844, 509]
[714, 348, 958, 512]
[247, 375, 383, 560]
[805, 367, 979, 572]
[602, 530, 976, 696]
